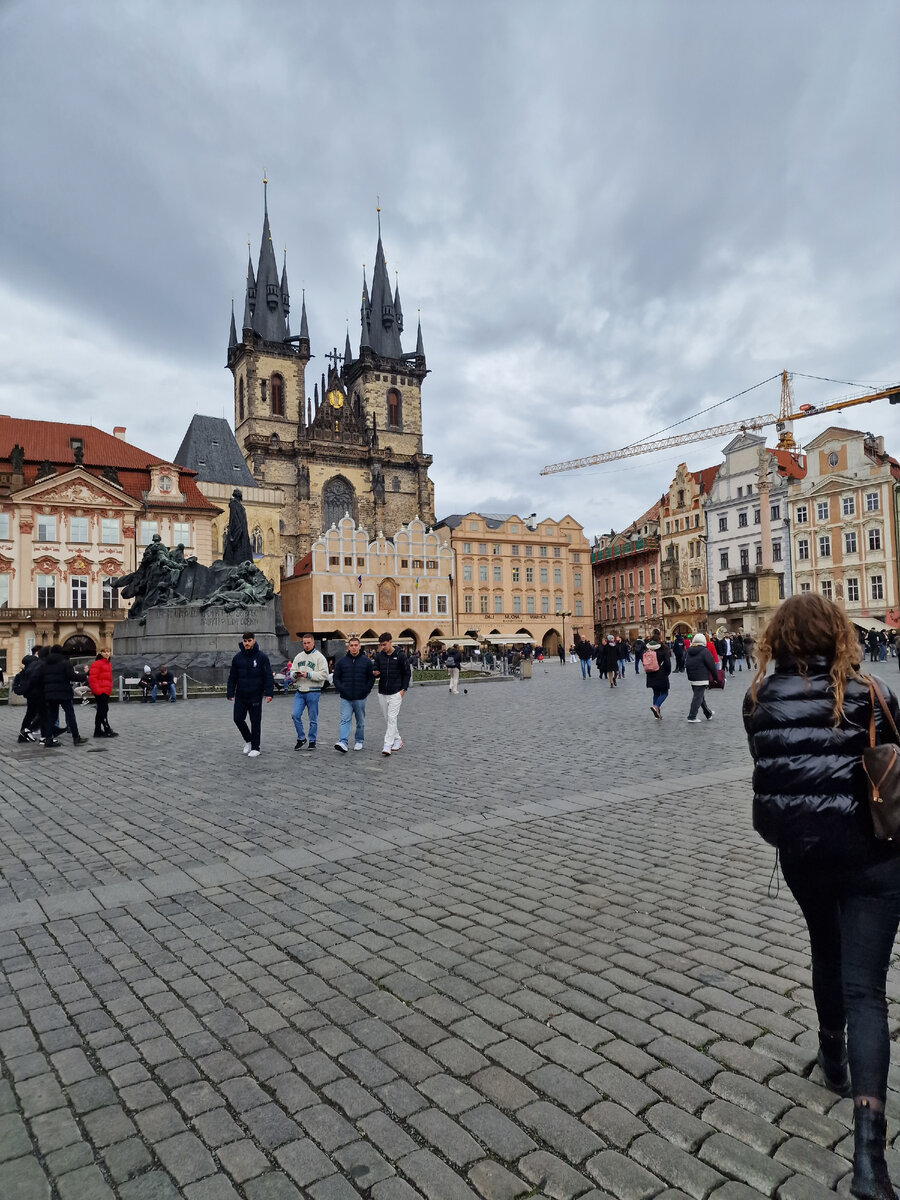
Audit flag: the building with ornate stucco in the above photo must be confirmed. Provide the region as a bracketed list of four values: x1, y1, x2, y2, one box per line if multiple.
[226, 190, 435, 564]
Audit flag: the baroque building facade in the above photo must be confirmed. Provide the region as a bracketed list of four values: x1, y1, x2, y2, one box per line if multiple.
[591, 501, 661, 641]
[786, 427, 900, 627]
[227, 192, 435, 564]
[658, 463, 719, 635]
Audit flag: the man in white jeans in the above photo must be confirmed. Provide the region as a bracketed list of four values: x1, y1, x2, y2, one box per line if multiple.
[373, 632, 411, 757]
[445, 643, 462, 694]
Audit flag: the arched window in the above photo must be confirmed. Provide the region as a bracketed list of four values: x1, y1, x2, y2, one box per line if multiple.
[238, 378, 245, 422]
[323, 477, 357, 530]
[392, 475, 400, 492]
[251, 527, 263, 556]
[387, 388, 401, 428]
[271, 373, 284, 416]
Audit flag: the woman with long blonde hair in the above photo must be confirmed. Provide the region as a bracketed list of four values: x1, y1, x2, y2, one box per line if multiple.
[744, 593, 900, 1199]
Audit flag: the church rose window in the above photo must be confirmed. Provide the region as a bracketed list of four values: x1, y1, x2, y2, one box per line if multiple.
[271, 374, 284, 416]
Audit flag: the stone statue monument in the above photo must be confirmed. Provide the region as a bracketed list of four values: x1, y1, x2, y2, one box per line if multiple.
[222, 488, 253, 565]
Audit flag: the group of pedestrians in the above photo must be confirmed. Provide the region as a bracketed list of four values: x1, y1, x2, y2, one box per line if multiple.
[226, 631, 410, 759]
[15, 645, 116, 747]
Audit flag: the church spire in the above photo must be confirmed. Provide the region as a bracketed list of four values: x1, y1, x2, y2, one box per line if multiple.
[366, 206, 403, 359]
[415, 312, 425, 360]
[250, 177, 288, 343]
[359, 268, 371, 352]
[228, 300, 237, 350]
[394, 271, 403, 335]
[344, 325, 353, 367]
[280, 248, 290, 328]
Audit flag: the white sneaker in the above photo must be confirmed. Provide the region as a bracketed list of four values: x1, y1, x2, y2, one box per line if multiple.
[381, 748, 391, 756]
[687, 717, 702, 723]
[242, 742, 252, 754]
[334, 742, 349, 753]
[354, 743, 364, 751]
[247, 749, 261, 758]
[392, 738, 403, 751]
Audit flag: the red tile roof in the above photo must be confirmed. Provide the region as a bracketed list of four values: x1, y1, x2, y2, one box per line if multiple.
[0, 417, 217, 511]
[691, 464, 720, 495]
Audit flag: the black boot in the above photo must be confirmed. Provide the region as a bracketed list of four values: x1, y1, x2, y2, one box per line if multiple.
[851, 1101, 898, 1199]
[818, 1030, 850, 1096]
[104, 724, 119, 738]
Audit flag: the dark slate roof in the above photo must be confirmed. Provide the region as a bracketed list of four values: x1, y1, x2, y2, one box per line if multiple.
[173, 416, 257, 487]
[435, 513, 510, 531]
[251, 207, 288, 342]
[361, 216, 404, 360]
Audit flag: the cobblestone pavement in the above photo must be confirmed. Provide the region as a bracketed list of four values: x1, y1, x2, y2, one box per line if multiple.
[2, 658, 900, 1200]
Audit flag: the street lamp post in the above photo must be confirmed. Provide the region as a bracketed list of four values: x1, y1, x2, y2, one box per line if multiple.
[560, 611, 572, 663]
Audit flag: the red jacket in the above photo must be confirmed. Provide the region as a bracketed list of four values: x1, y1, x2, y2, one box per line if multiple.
[88, 657, 112, 696]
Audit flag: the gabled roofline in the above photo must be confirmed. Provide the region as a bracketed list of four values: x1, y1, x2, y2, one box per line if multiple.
[14, 467, 144, 508]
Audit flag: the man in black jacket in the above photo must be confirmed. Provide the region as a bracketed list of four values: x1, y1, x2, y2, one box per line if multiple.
[227, 633, 274, 758]
[16, 654, 43, 743]
[332, 636, 375, 752]
[40, 645, 88, 747]
[373, 632, 411, 757]
[444, 643, 463, 694]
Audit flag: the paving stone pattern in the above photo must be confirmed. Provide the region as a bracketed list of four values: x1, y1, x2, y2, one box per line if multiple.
[1, 659, 900, 1198]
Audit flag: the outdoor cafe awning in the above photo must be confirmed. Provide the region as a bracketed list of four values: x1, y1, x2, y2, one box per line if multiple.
[485, 636, 538, 645]
[853, 618, 894, 634]
[436, 637, 480, 647]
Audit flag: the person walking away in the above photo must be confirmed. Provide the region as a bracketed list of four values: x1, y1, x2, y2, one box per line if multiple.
[732, 632, 745, 672]
[867, 628, 879, 663]
[41, 645, 88, 747]
[227, 632, 274, 757]
[597, 636, 618, 687]
[557, 643, 565, 665]
[615, 636, 628, 678]
[15, 654, 43, 742]
[290, 633, 329, 749]
[685, 633, 717, 722]
[889, 629, 896, 659]
[151, 665, 176, 703]
[672, 636, 685, 673]
[743, 633, 755, 671]
[879, 631, 887, 662]
[332, 635, 374, 752]
[88, 648, 118, 738]
[722, 633, 735, 676]
[373, 632, 410, 756]
[744, 593, 900, 1200]
[632, 635, 646, 675]
[575, 636, 593, 679]
[643, 630, 671, 719]
[445, 643, 463, 694]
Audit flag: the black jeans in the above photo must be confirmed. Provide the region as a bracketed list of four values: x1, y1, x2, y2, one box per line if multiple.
[781, 849, 900, 1101]
[233, 694, 262, 750]
[43, 698, 80, 742]
[94, 693, 110, 734]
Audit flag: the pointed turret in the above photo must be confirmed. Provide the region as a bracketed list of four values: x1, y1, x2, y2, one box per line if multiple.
[343, 328, 353, 367]
[228, 301, 237, 350]
[415, 314, 425, 360]
[359, 273, 371, 353]
[367, 210, 403, 358]
[247, 249, 256, 307]
[297, 288, 310, 360]
[394, 275, 403, 335]
[280, 251, 290, 325]
[251, 180, 288, 343]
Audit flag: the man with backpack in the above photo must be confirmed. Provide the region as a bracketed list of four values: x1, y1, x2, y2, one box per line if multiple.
[632, 635, 646, 675]
[14, 653, 43, 743]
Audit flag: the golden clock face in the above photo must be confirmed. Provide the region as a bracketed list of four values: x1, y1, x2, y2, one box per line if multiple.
[327, 387, 344, 410]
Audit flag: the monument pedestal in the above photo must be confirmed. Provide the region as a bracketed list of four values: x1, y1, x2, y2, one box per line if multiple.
[113, 600, 280, 684]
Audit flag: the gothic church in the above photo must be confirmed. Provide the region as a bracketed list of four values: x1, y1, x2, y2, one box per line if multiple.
[227, 189, 435, 562]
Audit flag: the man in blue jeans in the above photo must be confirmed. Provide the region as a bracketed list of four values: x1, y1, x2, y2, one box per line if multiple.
[332, 636, 375, 752]
[290, 633, 329, 750]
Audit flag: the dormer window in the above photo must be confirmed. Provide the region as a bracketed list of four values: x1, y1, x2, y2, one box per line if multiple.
[69, 437, 84, 454]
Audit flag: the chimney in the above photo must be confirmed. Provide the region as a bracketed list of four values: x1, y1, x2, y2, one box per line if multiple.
[113, 427, 126, 440]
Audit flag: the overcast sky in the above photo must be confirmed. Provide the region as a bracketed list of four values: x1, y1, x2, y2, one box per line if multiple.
[2, 0, 898, 540]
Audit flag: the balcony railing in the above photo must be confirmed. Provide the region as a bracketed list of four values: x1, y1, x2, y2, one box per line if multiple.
[592, 537, 659, 564]
[0, 607, 128, 621]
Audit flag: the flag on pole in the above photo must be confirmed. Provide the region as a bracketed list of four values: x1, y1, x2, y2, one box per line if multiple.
[357, 575, 363, 589]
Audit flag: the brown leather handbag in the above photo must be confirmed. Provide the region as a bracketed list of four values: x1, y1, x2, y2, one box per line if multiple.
[862, 676, 900, 840]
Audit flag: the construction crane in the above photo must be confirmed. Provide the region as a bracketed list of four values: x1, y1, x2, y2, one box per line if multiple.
[540, 371, 900, 475]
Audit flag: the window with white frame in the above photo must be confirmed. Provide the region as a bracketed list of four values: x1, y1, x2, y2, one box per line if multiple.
[512, 595, 521, 613]
[541, 596, 549, 613]
[821, 580, 833, 599]
[555, 596, 563, 613]
[718, 515, 728, 532]
[0, 513, 9, 540]
[651, 596, 657, 613]
[418, 594, 430, 614]
[463, 542, 472, 553]
[816, 501, 830, 521]
[173, 521, 191, 546]
[37, 514, 57, 541]
[511, 566, 520, 583]
[754, 509, 761, 524]
[525, 594, 535, 613]
[719, 551, 729, 570]
[741, 548, 750, 569]
[575, 600, 583, 616]
[772, 540, 782, 562]
[102, 578, 119, 609]
[101, 518, 120, 544]
[70, 576, 88, 609]
[738, 511, 748, 527]
[493, 565, 502, 583]
[574, 571, 582, 588]
[553, 567, 562, 584]
[797, 538, 810, 560]
[770, 504, 781, 521]
[321, 593, 335, 613]
[493, 595, 502, 613]
[540, 567, 548, 584]
[842, 497, 855, 517]
[139, 520, 158, 545]
[400, 594, 412, 613]
[437, 595, 448, 614]
[800, 581, 811, 592]
[871, 575, 885, 601]
[845, 531, 858, 553]
[491, 544, 501, 556]
[363, 593, 375, 613]
[866, 492, 880, 512]
[478, 542, 487, 554]
[342, 593, 355, 614]
[795, 505, 808, 523]
[463, 564, 473, 582]
[525, 566, 534, 582]
[868, 527, 882, 551]
[464, 594, 473, 613]
[69, 516, 89, 543]
[846, 577, 860, 602]
[478, 565, 488, 583]
[37, 574, 56, 608]
[479, 594, 488, 613]
[819, 535, 831, 557]
[539, 545, 548, 557]
[469, 522, 478, 531]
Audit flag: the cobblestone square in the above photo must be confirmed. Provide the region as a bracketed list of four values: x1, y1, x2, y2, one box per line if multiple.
[2, 659, 899, 1198]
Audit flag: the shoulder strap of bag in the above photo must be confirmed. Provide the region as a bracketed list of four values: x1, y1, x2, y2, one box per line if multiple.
[867, 675, 900, 745]
[865, 677, 877, 748]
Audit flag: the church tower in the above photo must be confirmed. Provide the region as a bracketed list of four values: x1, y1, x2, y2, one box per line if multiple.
[227, 180, 310, 556]
[227, 194, 434, 560]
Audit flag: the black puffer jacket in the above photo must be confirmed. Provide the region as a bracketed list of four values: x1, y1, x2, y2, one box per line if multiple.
[41, 650, 77, 702]
[227, 641, 274, 700]
[743, 657, 900, 862]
